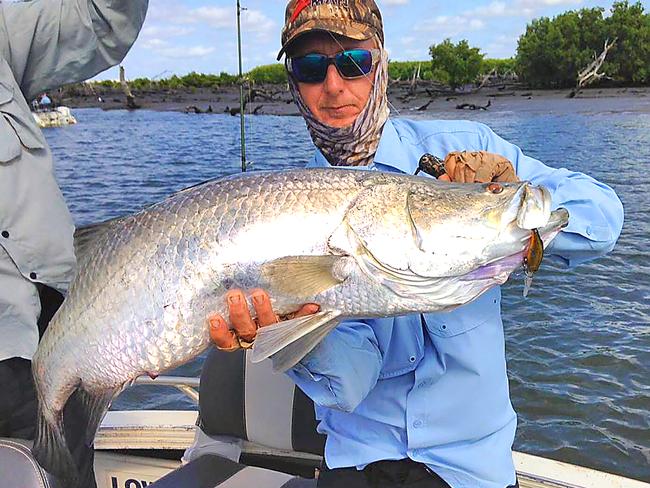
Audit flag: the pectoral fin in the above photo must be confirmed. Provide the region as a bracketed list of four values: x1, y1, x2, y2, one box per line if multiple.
[250, 311, 341, 371]
[261, 255, 348, 297]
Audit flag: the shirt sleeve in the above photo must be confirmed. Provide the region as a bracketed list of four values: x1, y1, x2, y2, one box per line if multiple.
[1, 0, 148, 100]
[286, 320, 382, 413]
[477, 123, 624, 267]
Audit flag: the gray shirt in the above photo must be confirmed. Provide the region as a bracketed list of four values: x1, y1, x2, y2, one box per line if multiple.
[0, 0, 148, 361]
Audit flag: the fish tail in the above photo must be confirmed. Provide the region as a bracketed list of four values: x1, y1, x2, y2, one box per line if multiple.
[33, 401, 79, 484]
[33, 384, 110, 488]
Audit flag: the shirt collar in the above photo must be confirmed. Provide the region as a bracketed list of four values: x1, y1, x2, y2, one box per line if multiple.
[309, 119, 417, 174]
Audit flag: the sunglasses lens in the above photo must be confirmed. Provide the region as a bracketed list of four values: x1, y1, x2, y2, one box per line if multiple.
[291, 54, 328, 83]
[336, 49, 373, 78]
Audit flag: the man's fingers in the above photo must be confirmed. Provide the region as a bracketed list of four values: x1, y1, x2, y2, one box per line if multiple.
[438, 174, 451, 182]
[293, 303, 320, 318]
[251, 289, 279, 328]
[493, 161, 519, 182]
[279, 303, 321, 322]
[226, 290, 258, 342]
[473, 162, 498, 183]
[209, 314, 239, 351]
[454, 162, 469, 183]
[444, 153, 457, 181]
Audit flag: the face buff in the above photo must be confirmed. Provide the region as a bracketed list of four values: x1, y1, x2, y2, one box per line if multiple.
[288, 45, 390, 167]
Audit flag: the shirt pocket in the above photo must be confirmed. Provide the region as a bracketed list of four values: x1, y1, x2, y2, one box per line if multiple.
[376, 316, 424, 379]
[0, 80, 45, 163]
[423, 290, 499, 338]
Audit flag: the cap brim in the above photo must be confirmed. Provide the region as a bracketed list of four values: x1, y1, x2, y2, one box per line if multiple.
[276, 20, 376, 60]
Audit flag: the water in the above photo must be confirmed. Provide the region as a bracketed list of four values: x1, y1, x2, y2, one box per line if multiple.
[45, 105, 650, 482]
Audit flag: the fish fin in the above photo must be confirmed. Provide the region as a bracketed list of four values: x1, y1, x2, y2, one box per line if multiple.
[261, 256, 347, 297]
[250, 311, 340, 369]
[268, 317, 341, 372]
[33, 405, 78, 484]
[73, 217, 124, 263]
[77, 388, 115, 446]
[61, 387, 117, 488]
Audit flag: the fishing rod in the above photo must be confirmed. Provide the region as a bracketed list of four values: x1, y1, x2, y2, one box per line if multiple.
[236, 0, 247, 172]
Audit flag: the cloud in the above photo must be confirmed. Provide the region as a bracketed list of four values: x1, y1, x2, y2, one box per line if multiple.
[461, 0, 584, 20]
[473, 1, 510, 18]
[141, 25, 194, 38]
[182, 6, 232, 28]
[140, 35, 216, 59]
[380, 0, 410, 5]
[167, 5, 276, 39]
[156, 45, 217, 59]
[241, 9, 276, 39]
[414, 15, 486, 36]
[484, 34, 519, 58]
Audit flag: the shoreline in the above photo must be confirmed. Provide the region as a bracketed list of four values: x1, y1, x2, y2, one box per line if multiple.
[59, 84, 650, 116]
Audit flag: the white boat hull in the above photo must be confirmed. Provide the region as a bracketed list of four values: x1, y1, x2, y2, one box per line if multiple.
[95, 410, 649, 488]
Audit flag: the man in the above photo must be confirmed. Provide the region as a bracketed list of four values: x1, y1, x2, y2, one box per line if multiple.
[210, 1, 623, 487]
[0, 0, 148, 442]
[39, 93, 52, 110]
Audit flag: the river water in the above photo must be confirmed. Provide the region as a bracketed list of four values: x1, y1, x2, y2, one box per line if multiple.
[45, 102, 650, 482]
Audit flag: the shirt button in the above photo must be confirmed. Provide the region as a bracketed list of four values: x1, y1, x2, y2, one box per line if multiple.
[29, 272, 37, 280]
[409, 356, 416, 363]
[413, 420, 423, 428]
[1, 231, 8, 238]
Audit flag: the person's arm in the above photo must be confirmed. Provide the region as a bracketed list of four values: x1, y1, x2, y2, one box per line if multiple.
[476, 124, 624, 267]
[286, 319, 382, 413]
[210, 289, 383, 414]
[0, 0, 148, 100]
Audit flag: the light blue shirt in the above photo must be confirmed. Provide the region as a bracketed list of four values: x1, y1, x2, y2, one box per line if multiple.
[287, 118, 623, 488]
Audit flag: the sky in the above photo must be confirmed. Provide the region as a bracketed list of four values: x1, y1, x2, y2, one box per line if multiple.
[97, 0, 650, 80]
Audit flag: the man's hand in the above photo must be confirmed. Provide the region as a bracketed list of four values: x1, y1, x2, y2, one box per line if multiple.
[438, 151, 519, 183]
[209, 289, 320, 352]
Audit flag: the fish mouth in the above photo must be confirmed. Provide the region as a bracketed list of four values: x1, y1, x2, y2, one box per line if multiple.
[461, 207, 569, 282]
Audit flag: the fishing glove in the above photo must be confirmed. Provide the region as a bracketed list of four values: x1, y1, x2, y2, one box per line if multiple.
[444, 151, 519, 183]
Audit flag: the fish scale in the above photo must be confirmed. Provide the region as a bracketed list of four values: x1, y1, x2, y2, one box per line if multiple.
[31, 168, 568, 486]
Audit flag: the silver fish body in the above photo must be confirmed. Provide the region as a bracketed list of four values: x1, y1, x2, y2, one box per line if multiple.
[32, 168, 568, 484]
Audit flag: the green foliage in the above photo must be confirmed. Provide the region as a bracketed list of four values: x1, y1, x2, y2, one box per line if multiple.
[605, 1, 650, 83]
[429, 39, 484, 88]
[388, 61, 434, 81]
[247, 64, 288, 84]
[480, 58, 516, 76]
[516, 1, 650, 87]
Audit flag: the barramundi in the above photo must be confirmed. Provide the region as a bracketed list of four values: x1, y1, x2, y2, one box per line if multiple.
[32, 168, 568, 485]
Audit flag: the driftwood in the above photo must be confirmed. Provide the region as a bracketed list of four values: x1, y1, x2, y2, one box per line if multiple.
[475, 68, 497, 92]
[417, 99, 433, 111]
[568, 38, 617, 98]
[456, 100, 491, 111]
[184, 105, 213, 114]
[408, 63, 421, 96]
[119, 66, 139, 109]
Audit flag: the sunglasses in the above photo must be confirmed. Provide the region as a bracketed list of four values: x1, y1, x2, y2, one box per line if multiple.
[287, 49, 381, 83]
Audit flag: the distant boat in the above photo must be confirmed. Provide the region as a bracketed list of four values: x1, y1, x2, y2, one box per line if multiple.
[32, 106, 77, 128]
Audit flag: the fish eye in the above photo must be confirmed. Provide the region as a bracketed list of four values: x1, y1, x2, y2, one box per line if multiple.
[487, 183, 503, 194]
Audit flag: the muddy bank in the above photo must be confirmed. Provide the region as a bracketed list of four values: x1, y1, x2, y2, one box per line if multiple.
[58, 83, 650, 116]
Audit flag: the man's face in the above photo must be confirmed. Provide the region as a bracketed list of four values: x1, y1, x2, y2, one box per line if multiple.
[289, 32, 377, 128]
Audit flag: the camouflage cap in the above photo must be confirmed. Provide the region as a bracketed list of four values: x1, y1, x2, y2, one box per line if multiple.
[277, 0, 384, 60]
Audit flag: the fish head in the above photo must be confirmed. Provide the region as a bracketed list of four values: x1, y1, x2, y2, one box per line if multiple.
[335, 176, 568, 302]
[405, 180, 562, 277]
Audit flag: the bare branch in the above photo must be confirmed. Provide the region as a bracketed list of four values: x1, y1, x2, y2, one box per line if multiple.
[569, 38, 617, 97]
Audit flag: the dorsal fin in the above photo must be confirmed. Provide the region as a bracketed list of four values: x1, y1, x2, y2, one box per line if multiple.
[73, 216, 125, 263]
[73, 177, 235, 263]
